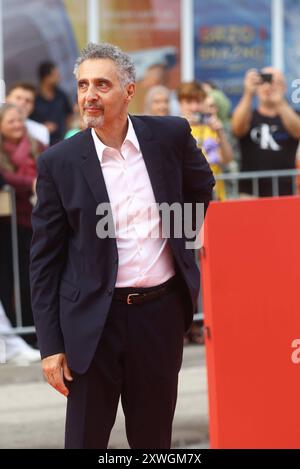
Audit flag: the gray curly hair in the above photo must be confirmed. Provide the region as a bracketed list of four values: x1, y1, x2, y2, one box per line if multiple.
[73, 42, 136, 87]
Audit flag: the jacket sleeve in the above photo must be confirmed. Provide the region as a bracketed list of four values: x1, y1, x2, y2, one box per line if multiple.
[30, 155, 68, 358]
[181, 119, 215, 240]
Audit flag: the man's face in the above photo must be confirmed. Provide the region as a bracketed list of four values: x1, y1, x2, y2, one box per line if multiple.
[256, 67, 286, 106]
[6, 87, 35, 118]
[77, 58, 135, 129]
[150, 92, 169, 116]
[47, 68, 60, 87]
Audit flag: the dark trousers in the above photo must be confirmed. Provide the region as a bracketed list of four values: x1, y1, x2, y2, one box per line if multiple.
[0, 220, 35, 345]
[65, 285, 186, 449]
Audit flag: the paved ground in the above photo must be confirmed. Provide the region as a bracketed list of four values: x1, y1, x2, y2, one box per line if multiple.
[0, 345, 209, 449]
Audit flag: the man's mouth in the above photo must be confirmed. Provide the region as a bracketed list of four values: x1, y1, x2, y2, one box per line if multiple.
[84, 106, 104, 113]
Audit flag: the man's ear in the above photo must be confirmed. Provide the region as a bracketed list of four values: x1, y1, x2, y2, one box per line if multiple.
[125, 83, 135, 102]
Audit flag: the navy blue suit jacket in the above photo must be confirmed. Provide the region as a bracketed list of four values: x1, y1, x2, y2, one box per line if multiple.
[30, 115, 215, 373]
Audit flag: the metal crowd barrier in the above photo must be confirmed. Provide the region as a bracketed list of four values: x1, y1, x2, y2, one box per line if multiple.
[0, 186, 35, 336]
[2, 169, 300, 333]
[214, 168, 300, 199]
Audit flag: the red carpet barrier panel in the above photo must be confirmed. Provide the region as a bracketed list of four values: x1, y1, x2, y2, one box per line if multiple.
[201, 196, 300, 448]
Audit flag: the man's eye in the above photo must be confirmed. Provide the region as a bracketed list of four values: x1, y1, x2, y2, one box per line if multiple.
[98, 82, 109, 89]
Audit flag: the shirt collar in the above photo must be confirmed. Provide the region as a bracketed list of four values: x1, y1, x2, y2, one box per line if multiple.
[91, 116, 140, 163]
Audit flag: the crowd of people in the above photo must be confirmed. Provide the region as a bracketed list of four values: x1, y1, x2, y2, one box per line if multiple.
[143, 67, 300, 344]
[0, 62, 72, 364]
[1, 59, 300, 361]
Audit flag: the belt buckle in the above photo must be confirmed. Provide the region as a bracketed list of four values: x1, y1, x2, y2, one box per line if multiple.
[127, 293, 139, 305]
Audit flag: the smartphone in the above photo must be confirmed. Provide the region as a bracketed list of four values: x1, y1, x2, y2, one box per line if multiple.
[199, 113, 212, 124]
[190, 112, 211, 124]
[260, 72, 273, 83]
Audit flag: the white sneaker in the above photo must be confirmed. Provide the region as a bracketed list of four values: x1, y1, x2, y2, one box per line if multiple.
[7, 347, 41, 366]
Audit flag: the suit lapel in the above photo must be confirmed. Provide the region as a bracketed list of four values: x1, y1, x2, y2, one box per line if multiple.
[79, 128, 110, 205]
[130, 115, 168, 205]
[79, 118, 168, 207]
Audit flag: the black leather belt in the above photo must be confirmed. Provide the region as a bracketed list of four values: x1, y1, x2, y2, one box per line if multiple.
[113, 276, 177, 305]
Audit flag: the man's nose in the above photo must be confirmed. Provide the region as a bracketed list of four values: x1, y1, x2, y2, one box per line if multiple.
[86, 86, 98, 100]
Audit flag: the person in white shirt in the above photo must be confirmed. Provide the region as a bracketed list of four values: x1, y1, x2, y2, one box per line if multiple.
[6, 82, 50, 146]
[0, 301, 40, 365]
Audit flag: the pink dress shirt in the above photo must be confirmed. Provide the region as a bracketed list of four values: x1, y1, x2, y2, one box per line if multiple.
[91, 118, 175, 287]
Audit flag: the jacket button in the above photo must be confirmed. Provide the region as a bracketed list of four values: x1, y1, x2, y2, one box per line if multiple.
[107, 288, 113, 295]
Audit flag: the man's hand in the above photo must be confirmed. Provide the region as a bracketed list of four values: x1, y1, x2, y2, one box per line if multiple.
[42, 353, 73, 397]
[269, 78, 286, 108]
[244, 69, 261, 97]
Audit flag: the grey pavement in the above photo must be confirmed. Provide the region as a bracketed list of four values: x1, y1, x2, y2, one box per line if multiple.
[0, 345, 209, 449]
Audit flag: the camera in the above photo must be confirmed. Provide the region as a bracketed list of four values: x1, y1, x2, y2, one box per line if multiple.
[260, 72, 273, 83]
[192, 113, 211, 124]
[199, 113, 212, 124]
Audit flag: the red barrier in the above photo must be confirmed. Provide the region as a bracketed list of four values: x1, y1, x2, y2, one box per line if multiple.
[201, 196, 300, 448]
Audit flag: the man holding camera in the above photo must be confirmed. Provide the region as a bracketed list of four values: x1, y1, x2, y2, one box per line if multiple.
[232, 67, 300, 197]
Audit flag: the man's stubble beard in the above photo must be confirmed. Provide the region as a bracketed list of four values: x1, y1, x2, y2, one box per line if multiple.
[83, 114, 105, 128]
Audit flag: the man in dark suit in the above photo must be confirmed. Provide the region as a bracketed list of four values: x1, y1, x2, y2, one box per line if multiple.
[30, 42, 215, 449]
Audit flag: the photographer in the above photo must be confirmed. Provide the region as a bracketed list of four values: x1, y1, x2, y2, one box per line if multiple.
[232, 67, 300, 197]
